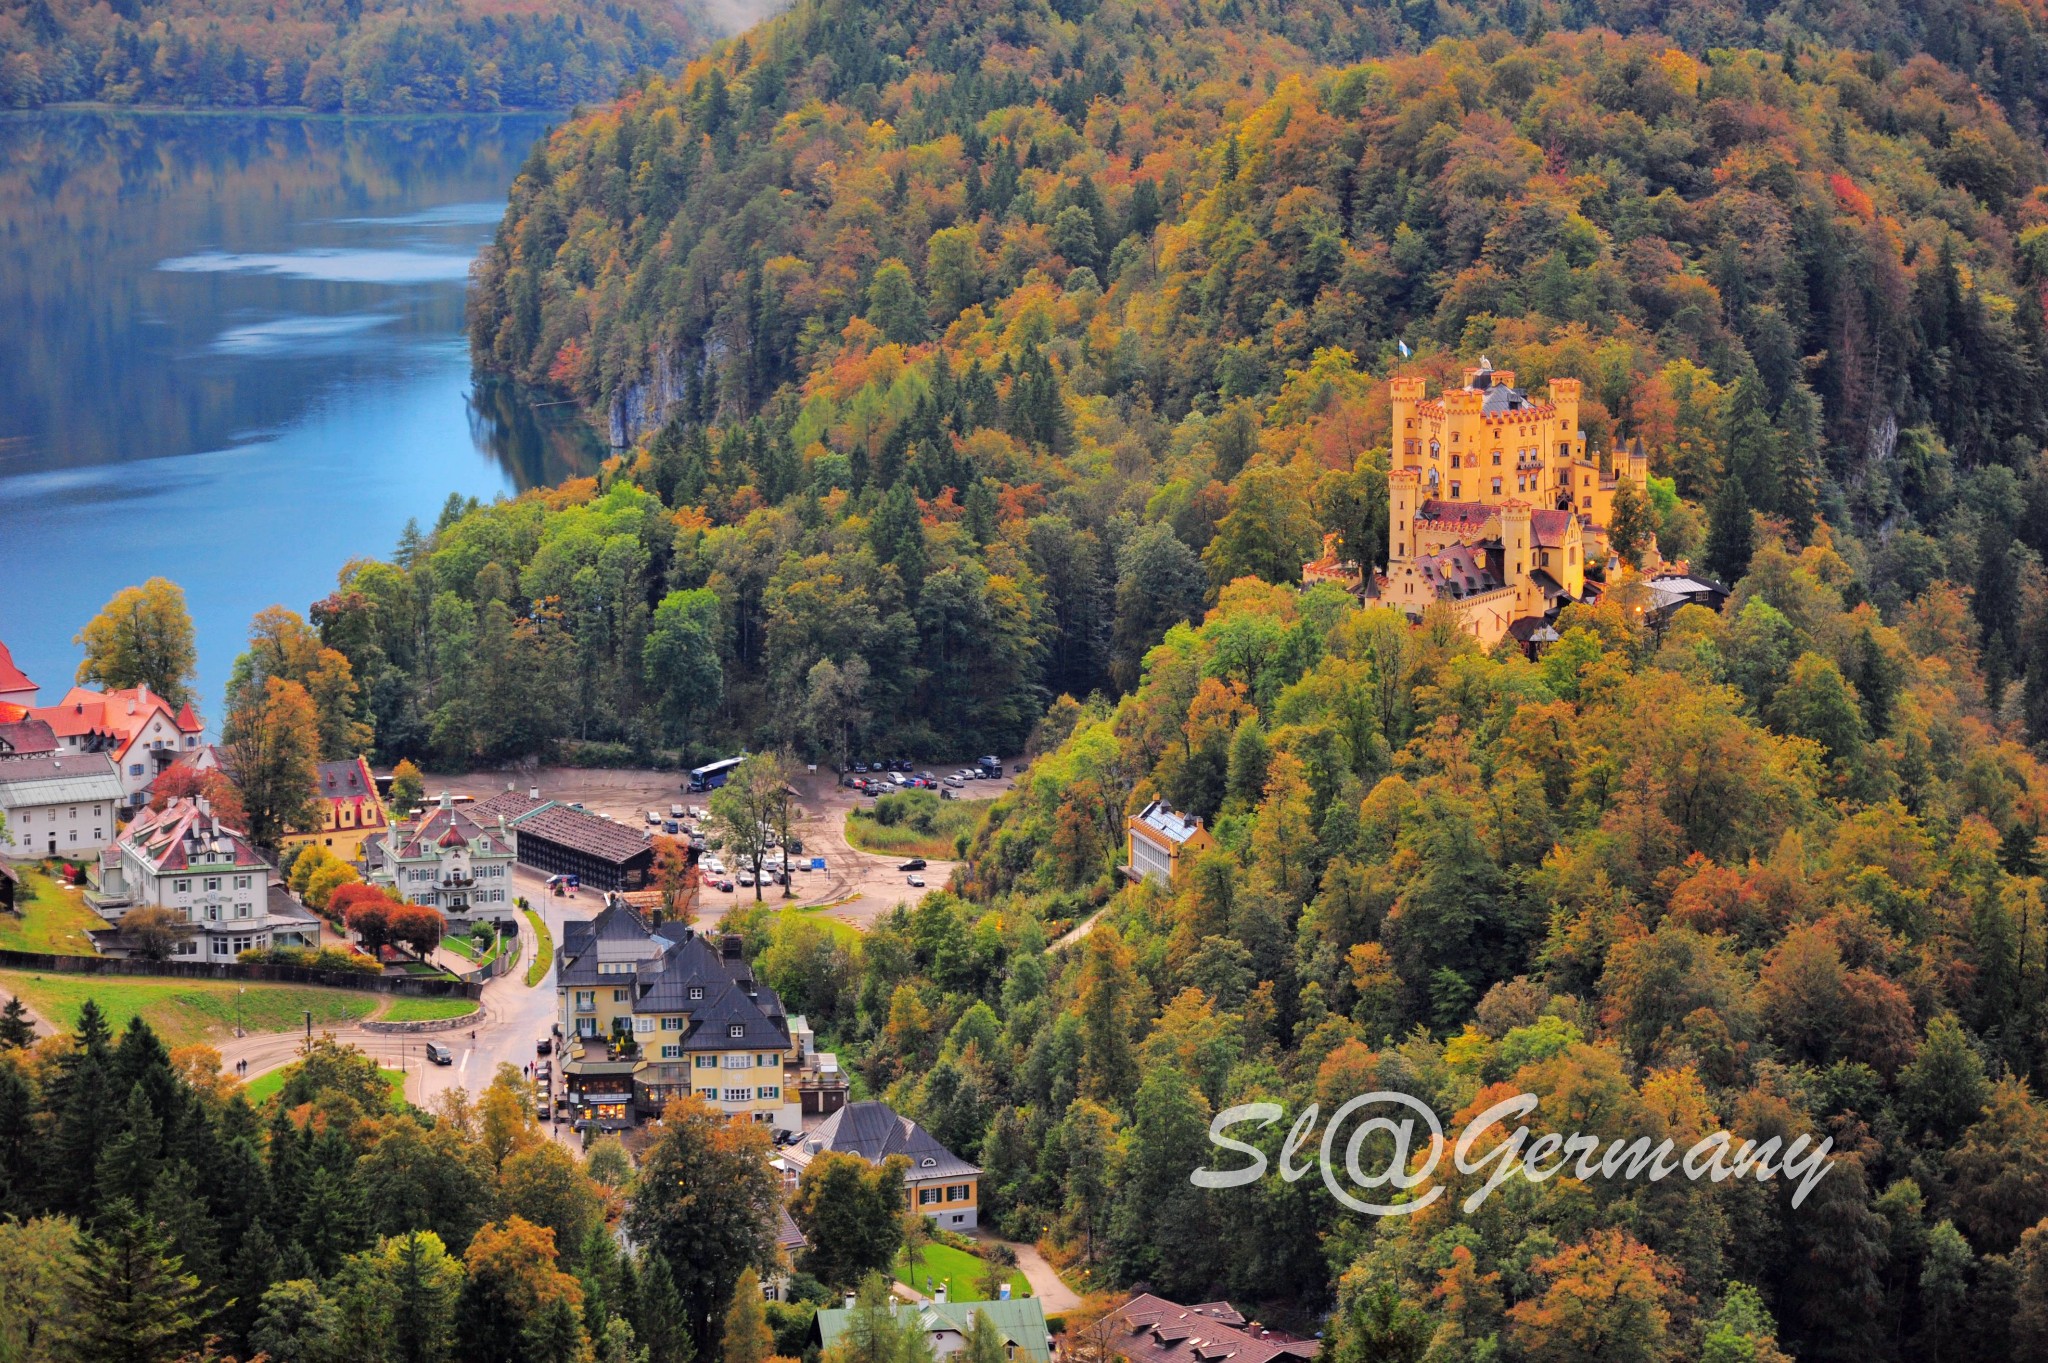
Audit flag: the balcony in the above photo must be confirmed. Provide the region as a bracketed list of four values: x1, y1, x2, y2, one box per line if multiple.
[439, 873, 474, 888]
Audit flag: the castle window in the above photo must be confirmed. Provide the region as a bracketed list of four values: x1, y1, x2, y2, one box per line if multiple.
[1492, 452, 1501, 465]
[1450, 483, 1461, 498]
[1491, 479, 1502, 495]
[1541, 551, 1551, 567]
[1450, 454, 1460, 469]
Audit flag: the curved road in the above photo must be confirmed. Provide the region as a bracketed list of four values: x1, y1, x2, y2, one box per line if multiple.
[215, 865, 587, 1112]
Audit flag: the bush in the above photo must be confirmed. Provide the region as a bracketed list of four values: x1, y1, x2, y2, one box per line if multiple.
[236, 945, 384, 974]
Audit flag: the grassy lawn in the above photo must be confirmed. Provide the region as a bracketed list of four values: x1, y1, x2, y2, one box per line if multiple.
[522, 907, 551, 986]
[244, 1063, 408, 1108]
[846, 791, 988, 860]
[0, 867, 107, 954]
[442, 934, 481, 962]
[893, 1241, 1031, 1302]
[379, 996, 478, 1023]
[0, 970, 380, 1048]
[765, 907, 863, 946]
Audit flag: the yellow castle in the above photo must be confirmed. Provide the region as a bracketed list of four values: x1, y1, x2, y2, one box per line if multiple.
[1326, 361, 1651, 648]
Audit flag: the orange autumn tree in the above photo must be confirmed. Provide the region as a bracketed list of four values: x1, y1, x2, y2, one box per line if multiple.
[1506, 1229, 1684, 1363]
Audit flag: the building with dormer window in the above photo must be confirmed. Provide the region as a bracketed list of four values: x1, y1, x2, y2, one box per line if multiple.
[555, 902, 802, 1129]
[280, 756, 389, 864]
[90, 797, 319, 958]
[29, 683, 204, 808]
[365, 793, 516, 921]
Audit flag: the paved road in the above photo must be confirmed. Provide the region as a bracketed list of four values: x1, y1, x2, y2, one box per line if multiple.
[972, 1231, 1083, 1313]
[216, 864, 592, 1117]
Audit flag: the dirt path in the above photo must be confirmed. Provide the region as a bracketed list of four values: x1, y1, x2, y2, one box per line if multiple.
[969, 1231, 1082, 1313]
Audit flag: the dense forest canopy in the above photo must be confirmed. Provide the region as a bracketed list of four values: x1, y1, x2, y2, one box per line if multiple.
[0, 0, 721, 110]
[66, 0, 2048, 1358]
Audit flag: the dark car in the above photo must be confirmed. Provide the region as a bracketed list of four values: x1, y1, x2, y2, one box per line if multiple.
[426, 1043, 453, 1066]
[536, 1038, 553, 1057]
[899, 858, 927, 872]
[853, 762, 867, 773]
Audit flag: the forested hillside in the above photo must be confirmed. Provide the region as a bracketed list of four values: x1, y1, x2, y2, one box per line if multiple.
[226, 0, 2048, 1358]
[0, 0, 717, 111]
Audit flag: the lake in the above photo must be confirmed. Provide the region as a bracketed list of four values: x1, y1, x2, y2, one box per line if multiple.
[0, 111, 600, 723]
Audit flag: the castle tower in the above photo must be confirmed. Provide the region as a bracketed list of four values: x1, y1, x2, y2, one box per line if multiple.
[1499, 500, 1532, 590]
[1388, 468, 1420, 564]
[1626, 436, 1649, 493]
[1390, 376, 1426, 468]
[1546, 377, 1583, 471]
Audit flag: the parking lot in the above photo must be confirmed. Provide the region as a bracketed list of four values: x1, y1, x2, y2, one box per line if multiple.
[415, 760, 1020, 933]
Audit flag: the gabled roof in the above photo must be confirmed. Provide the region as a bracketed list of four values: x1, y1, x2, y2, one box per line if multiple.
[1104, 1296, 1318, 1363]
[1415, 498, 1494, 529]
[1134, 798, 1205, 847]
[122, 797, 267, 873]
[470, 788, 552, 825]
[509, 803, 653, 866]
[806, 1101, 979, 1179]
[32, 684, 201, 745]
[0, 716, 58, 756]
[390, 803, 506, 860]
[0, 752, 124, 806]
[815, 1298, 1050, 1363]
[315, 757, 378, 803]
[0, 641, 35, 698]
[1530, 509, 1576, 546]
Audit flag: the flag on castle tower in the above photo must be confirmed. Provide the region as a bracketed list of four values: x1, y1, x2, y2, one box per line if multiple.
[1398, 340, 1411, 357]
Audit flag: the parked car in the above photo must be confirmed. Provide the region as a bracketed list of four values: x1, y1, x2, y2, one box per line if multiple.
[537, 1037, 553, 1056]
[426, 1043, 453, 1066]
[536, 1101, 551, 1121]
[853, 762, 867, 773]
[977, 756, 1002, 776]
[899, 858, 927, 872]
[704, 856, 725, 875]
[646, 810, 663, 825]
[944, 775, 963, 788]
[715, 878, 735, 892]
[737, 870, 755, 887]
[671, 803, 685, 818]
[664, 821, 680, 834]
[906, 873, 926, 888]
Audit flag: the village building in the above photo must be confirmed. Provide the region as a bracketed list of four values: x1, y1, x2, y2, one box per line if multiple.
[1096, 1296, 1319, 1363]
[279, 756, 389, 863]
[0, 752, 125, 860]
[29, 683, 204, 808]
[814, 1298, 1051, 1363]
[364, 793, 517, 921]
[555, 902, 803, 1129]
[1309, 364, 1655, 650]
[503, 803, 654, 891]
[89, 797, 319, 957]
[1125, 797, 1215, 887]
[0, 640, 37, 709]
[0, 712, 58, 757]
[784, 1100, 983, 1230]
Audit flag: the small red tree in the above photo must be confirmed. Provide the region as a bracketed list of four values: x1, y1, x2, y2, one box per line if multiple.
[344, 897, 394, 955]
[389, 904, 444, 957]
[151, 765, 249, 829]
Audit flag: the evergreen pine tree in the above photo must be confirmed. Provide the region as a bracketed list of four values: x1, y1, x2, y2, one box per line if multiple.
[43, 999, 116, 1217]
[54, 1197, 214, 1363]
[0, 995, 35, 1049]
[1705, 473, 1756, 583]
[635, 1251, 694, 1363]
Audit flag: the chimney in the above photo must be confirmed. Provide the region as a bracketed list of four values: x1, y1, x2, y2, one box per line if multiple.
[845, 1293, 857, 1310]
[530, 787, 540, 799]
[722, 933, 742, 960]
[935, 1284, 948, 1304]
[439, 792, 452, 809]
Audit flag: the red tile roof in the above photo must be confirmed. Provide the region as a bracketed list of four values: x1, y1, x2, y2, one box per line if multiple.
[1531, 509, 1576, 546]
[33, 685, 201, 745]
[0, 641, 34, 697]
[123, 798, 267, 874]
[1103, 1297, 1319, 1363]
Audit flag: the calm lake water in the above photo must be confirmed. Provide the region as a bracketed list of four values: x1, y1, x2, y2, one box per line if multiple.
[0, 111, 600, 721]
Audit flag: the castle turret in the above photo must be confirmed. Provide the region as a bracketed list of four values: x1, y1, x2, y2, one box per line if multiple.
[1391, 376, 1426, 467]
[1499, 500, 1532, 589]
[1388, 467, 1420, 564]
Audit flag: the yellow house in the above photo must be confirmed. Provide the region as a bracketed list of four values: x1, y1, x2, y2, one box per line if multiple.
[784, 1100, 983, 1230]
[280, 757, 389, 863]
[1127, 798, 1215, 887]
[556, 904, 801, 1130]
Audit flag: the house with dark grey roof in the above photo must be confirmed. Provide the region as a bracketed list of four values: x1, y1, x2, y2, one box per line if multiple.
[785, 1100, 983, 1230]
[0, 751, 124, 861]
[503, 801, 654, 892]
[555, 901, 797, 1129]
